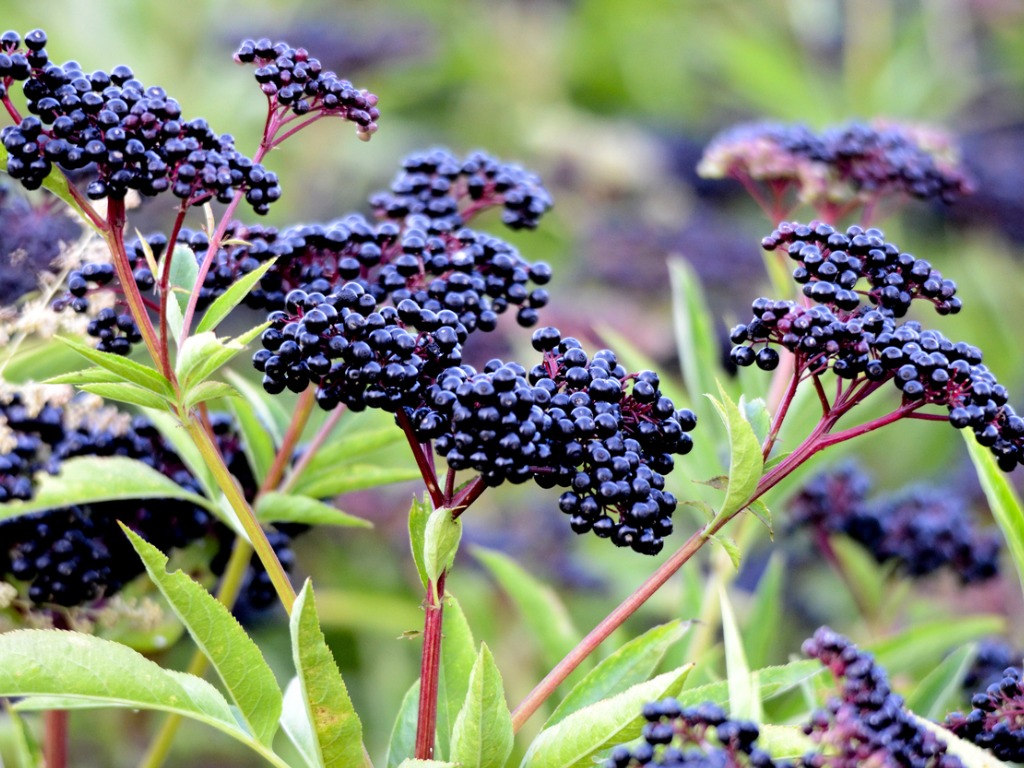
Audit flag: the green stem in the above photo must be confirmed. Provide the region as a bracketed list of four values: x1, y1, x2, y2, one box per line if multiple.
[137, 537, 254, 768]
[184, 417, 296, 614]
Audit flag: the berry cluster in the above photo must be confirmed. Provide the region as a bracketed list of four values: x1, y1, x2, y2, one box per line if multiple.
[760, 223, 961, 317]
[789, 465, 1000, 584]
[731, 222, 1024, 471]
[698, 120, 972, 211]
[946, 667, 1024, 761]
[604, 700, 790, 767]
[1, 29, 280, 212]
[0, 389, 301, 609]
[801, 627, 964, 768]
[370, 148, 553, 231]
[234, 37, 379, 141]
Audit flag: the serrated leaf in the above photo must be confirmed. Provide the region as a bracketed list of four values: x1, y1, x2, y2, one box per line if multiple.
[0, 456, 217, 522]
[450, 644, 513, 768]
[227, 395, 277, 484]
[906, 644, 975, 721]
[436, 594, 476, 760]
[292, 464, 422, 499]
[720, 587, 758, 721]
[256, 492, 371, 528]
[520, 665, 693, 768]
[124, 528, 283, 745]
[80, 381, 172, 410]
[473, 547, 584, 677]
[185, 380, 237, 410]
[44, 367, 127, 386]
[0, 630, 288, 766]
[57, 335, 174, 397]
[196, 258, 279, 334]
[409, 495, 431, 591]
[177, 323, 268, 389]
[387, 679, 421, 768]
[424, 506, 461, 596]
[547, 620, 690, 727]
[748, 498, 772, 536]
[290, 580, 365, 768]
[964, 435, 1024, 597]
[706, 382, 764, 523]
[743, 555, 784, 669]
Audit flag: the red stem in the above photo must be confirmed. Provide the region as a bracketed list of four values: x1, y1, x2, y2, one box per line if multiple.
[157, 205, 190, 375]
[44, 708, 68, 768]
[414, 570, 447, 760]
[396, 409, 443, 507]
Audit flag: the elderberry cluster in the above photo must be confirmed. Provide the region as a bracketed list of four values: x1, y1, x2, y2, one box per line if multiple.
[0, 29, 280, 212]
[0, 390, 302, 609]
[698, 120, 972, 208]
[370, 148, 553, 231]
[604, 700, 790, 767]
[731, 222, 1024, 471]
[789, 465, 1000, 584]
[946, 667, 1024, 761]
[801, 627, 964, 768]
[962, 640, 1022, 693]
[234, 37, 379, 140]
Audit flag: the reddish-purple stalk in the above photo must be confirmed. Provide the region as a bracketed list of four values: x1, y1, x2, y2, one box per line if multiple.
[280, 403, 347, 494]
[156, 205, 191, 376]
[415, 570, 448, 760]
[510, 379, 941, 730]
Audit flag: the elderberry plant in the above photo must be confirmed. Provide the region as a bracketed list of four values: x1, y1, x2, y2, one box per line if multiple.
[0, 21, 1021, 768]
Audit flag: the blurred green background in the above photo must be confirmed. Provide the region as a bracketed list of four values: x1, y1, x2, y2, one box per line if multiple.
[4, 0, 1024, 764]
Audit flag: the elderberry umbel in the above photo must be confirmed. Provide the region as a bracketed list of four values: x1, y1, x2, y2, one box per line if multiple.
[731, 223, 1024, 472]
[0, 29, 280, 212]
[234, 37, 379, 141]
[946, 667, 1024, 761]
[603, 700, 791, 767]
[790, 465, 1000, 584]
[802, 627, 963, 768]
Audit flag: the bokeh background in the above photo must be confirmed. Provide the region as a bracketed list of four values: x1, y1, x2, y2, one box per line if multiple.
[4, 1, 1024, 764]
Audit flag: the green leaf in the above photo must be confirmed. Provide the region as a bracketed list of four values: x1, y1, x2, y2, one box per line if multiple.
[57, 335, 174, 397]
[177, 323, 268, 389]
[0, 456, 217, 522]
[450, 644, 513, 768]
[290, 580, 365, 768]
[964, 435, 1024, 597]
[547, 620, 690, 727]
[739, 395, 771, 445]
[520, 665, 693, 768]
[757, 725, 815, 760]
[720, 586, 758, 721]
[906, 644, 976, 721]
[396, 761, 459, 768]
[675, 659, 823, 710]
[742, 555, 784, 669]
[225, 369, 288, 445]
[0, 630, 289, 767]
[196, 258, 279, 334]
[386, 680, 420, 768]
[45, 367, 127, 386]
[143, 408, 218, 500]
[708, 534, 742, 570]
[424, 506, 462, 596]
[868, 615, 1005, 676]
[829, 536, 889, 617]
[256, 492, 371, 528]
[124, 528, 282, 745]
[436, 594, 476, 760]
[669, 259, 724, 410]
[409, 495, 431, 591]
[296, 427, 407, 482]
[2, 701, 42, 768]
[79, 381, 172, 410]
[747, 498, 773, 536]
[706, 382, 764, 523]
[473, 547, 584, 676]
[292, 464, 422, 499]
[185, 380, 238, 410]
[281, 677, 321, 768]
[168, 243, 200, 316]
[228, 394, 277, 484]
